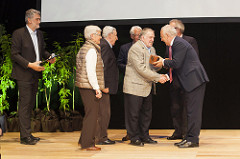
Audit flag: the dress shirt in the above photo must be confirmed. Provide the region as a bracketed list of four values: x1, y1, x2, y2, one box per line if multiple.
[86, 48, 100, 90]
[26, 25, 40, 62]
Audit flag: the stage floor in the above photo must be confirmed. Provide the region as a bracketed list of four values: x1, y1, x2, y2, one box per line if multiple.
[1, 129, 240, 159]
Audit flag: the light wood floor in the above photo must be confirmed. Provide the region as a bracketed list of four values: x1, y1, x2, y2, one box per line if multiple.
[1, 129, 240, 159]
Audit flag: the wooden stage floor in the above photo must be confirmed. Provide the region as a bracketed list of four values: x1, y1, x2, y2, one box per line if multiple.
[1, 129, 240, 159]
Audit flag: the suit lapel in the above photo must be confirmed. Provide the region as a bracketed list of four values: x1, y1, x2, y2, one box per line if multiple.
[24, 27, 36, 59]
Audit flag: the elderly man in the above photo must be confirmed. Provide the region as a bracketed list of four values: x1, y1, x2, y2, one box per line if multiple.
[95, 26, 118, 145]
[166, 19, 200, 140]
[118, 26, 142, 141]
[118, 26, 142, 74]
[11, 9, 55, 145]
[155, 25, 209, 148]
[123, 28, 167, 146]
[75, 25, 108, 151]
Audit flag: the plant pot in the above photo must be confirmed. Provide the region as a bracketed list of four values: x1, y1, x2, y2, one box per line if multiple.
[7, 117, 20, 132]
[60, 118, 73, 132]
[31, 108, 43, 132]
[70, 110, 83, 131]
[41, 110, 59, 132]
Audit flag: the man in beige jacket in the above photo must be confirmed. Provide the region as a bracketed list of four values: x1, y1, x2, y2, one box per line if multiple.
[123, 28, 167, 146]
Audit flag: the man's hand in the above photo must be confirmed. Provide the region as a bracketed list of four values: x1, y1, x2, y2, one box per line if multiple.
[153, 56, 163, 67]
[102, 88, 109, 93]
[28, 61, 45, 72]
[95, 89, 102, 99]
[159, 74, 168, 84]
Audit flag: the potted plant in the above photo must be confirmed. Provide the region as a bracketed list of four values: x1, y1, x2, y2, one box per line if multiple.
[40, 62, 60, 132]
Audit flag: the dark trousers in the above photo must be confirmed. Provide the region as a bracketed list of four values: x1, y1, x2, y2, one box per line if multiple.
[185, 83, 206, 143]
[79, 88, 109, 148]
[96, 93, 110, 142]
[17, 80, 38, 138]
[124, 93, 152, 142]
[169, 76, 187, 137]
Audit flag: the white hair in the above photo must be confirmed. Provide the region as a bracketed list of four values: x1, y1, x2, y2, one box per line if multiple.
[84, 25, 101, 40]
[139, 28, 154, 38]
[25, 9, 40, 24]
[161, 25, 177, 37]
[102, 26, 116, 38]
[129, 26, 142, 35]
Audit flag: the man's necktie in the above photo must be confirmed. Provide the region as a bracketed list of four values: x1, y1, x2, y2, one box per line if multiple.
[169, 46, 173, 83]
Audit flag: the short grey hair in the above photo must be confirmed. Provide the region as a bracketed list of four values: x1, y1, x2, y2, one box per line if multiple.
[25, 9, 40, 24]
[84, 25, 101, 40]
[129, 26, 142, 35]
[139, 28, 154, 38]
[169, 19, 185, 33]
[102, 26, 116, 38]
[161, 25, 177, 37]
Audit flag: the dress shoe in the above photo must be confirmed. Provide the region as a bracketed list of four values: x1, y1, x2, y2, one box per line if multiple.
[122, 134, 130, 141]
[167, 135, 183, 140]
[96, 139, 115, 145]
[20, 136, 37, 145]
[178, 141, 199, 148]
[142, 138, 158, 144]
[30, 135, 40, 141]
[130, 140, 144, 147]
[82, 146, 101, 151]
[174, 139, 187, 146]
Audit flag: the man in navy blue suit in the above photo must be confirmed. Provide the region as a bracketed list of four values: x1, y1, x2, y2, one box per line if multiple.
[154, 25, 209, 148]
[166, 19, 200, 141]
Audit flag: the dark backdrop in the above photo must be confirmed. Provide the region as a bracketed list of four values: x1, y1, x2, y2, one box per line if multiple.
[1, 0, 240, 129]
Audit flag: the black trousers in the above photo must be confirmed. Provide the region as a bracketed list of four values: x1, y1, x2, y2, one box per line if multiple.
[169, 76, 188, 137]
[184, 83, 206, 143]
[17, 80, 38, 138]
[124, 92, 152, 142]
[79, 88, 109, 149]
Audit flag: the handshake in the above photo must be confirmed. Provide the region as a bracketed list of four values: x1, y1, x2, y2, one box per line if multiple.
[149, 55, 169, 84]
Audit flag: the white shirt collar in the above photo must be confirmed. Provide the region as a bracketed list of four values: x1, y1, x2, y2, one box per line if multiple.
[105, 38, 112, 48]
[170, 36, 176, 46]
[26, 25, 37, 34]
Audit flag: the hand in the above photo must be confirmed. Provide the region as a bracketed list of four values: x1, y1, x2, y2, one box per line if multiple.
[95, 89, 102, 99]
[159, 74, 168, 84]
[28, 61, 45, 72]
[153, 57, 163, 67]
[102, 88, 109, 93]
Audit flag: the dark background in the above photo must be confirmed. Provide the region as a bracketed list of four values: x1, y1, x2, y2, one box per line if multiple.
[1, 0, 240, 129]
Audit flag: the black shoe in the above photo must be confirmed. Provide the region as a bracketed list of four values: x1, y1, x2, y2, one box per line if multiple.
[167, 135, 183, 140]
[30, 135, 40, 141]
[20, 136, 37, 145]
[143, 138, 158, 144]
[177, 141, 199, 148]
[96, 139, 116, 145]
[122, 134, 130, 141]
[130, 140, 144, 147]
[174, 139, 187, 146]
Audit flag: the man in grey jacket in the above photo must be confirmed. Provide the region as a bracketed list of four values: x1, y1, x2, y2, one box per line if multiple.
[123, 28, 167, 146]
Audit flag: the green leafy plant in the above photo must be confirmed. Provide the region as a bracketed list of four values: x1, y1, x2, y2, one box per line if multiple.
[64, 33, 83, 111]
[41, 62, 57, 112]
[0, 29, 15, 115]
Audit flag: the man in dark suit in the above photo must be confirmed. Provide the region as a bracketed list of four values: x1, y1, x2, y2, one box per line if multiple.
[155, 25, 209, 148]
[117, 26, 142, 74]
[96, 26, 118, 145]
[11, 9, 55, 145]
[166, 19, 199, 140]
